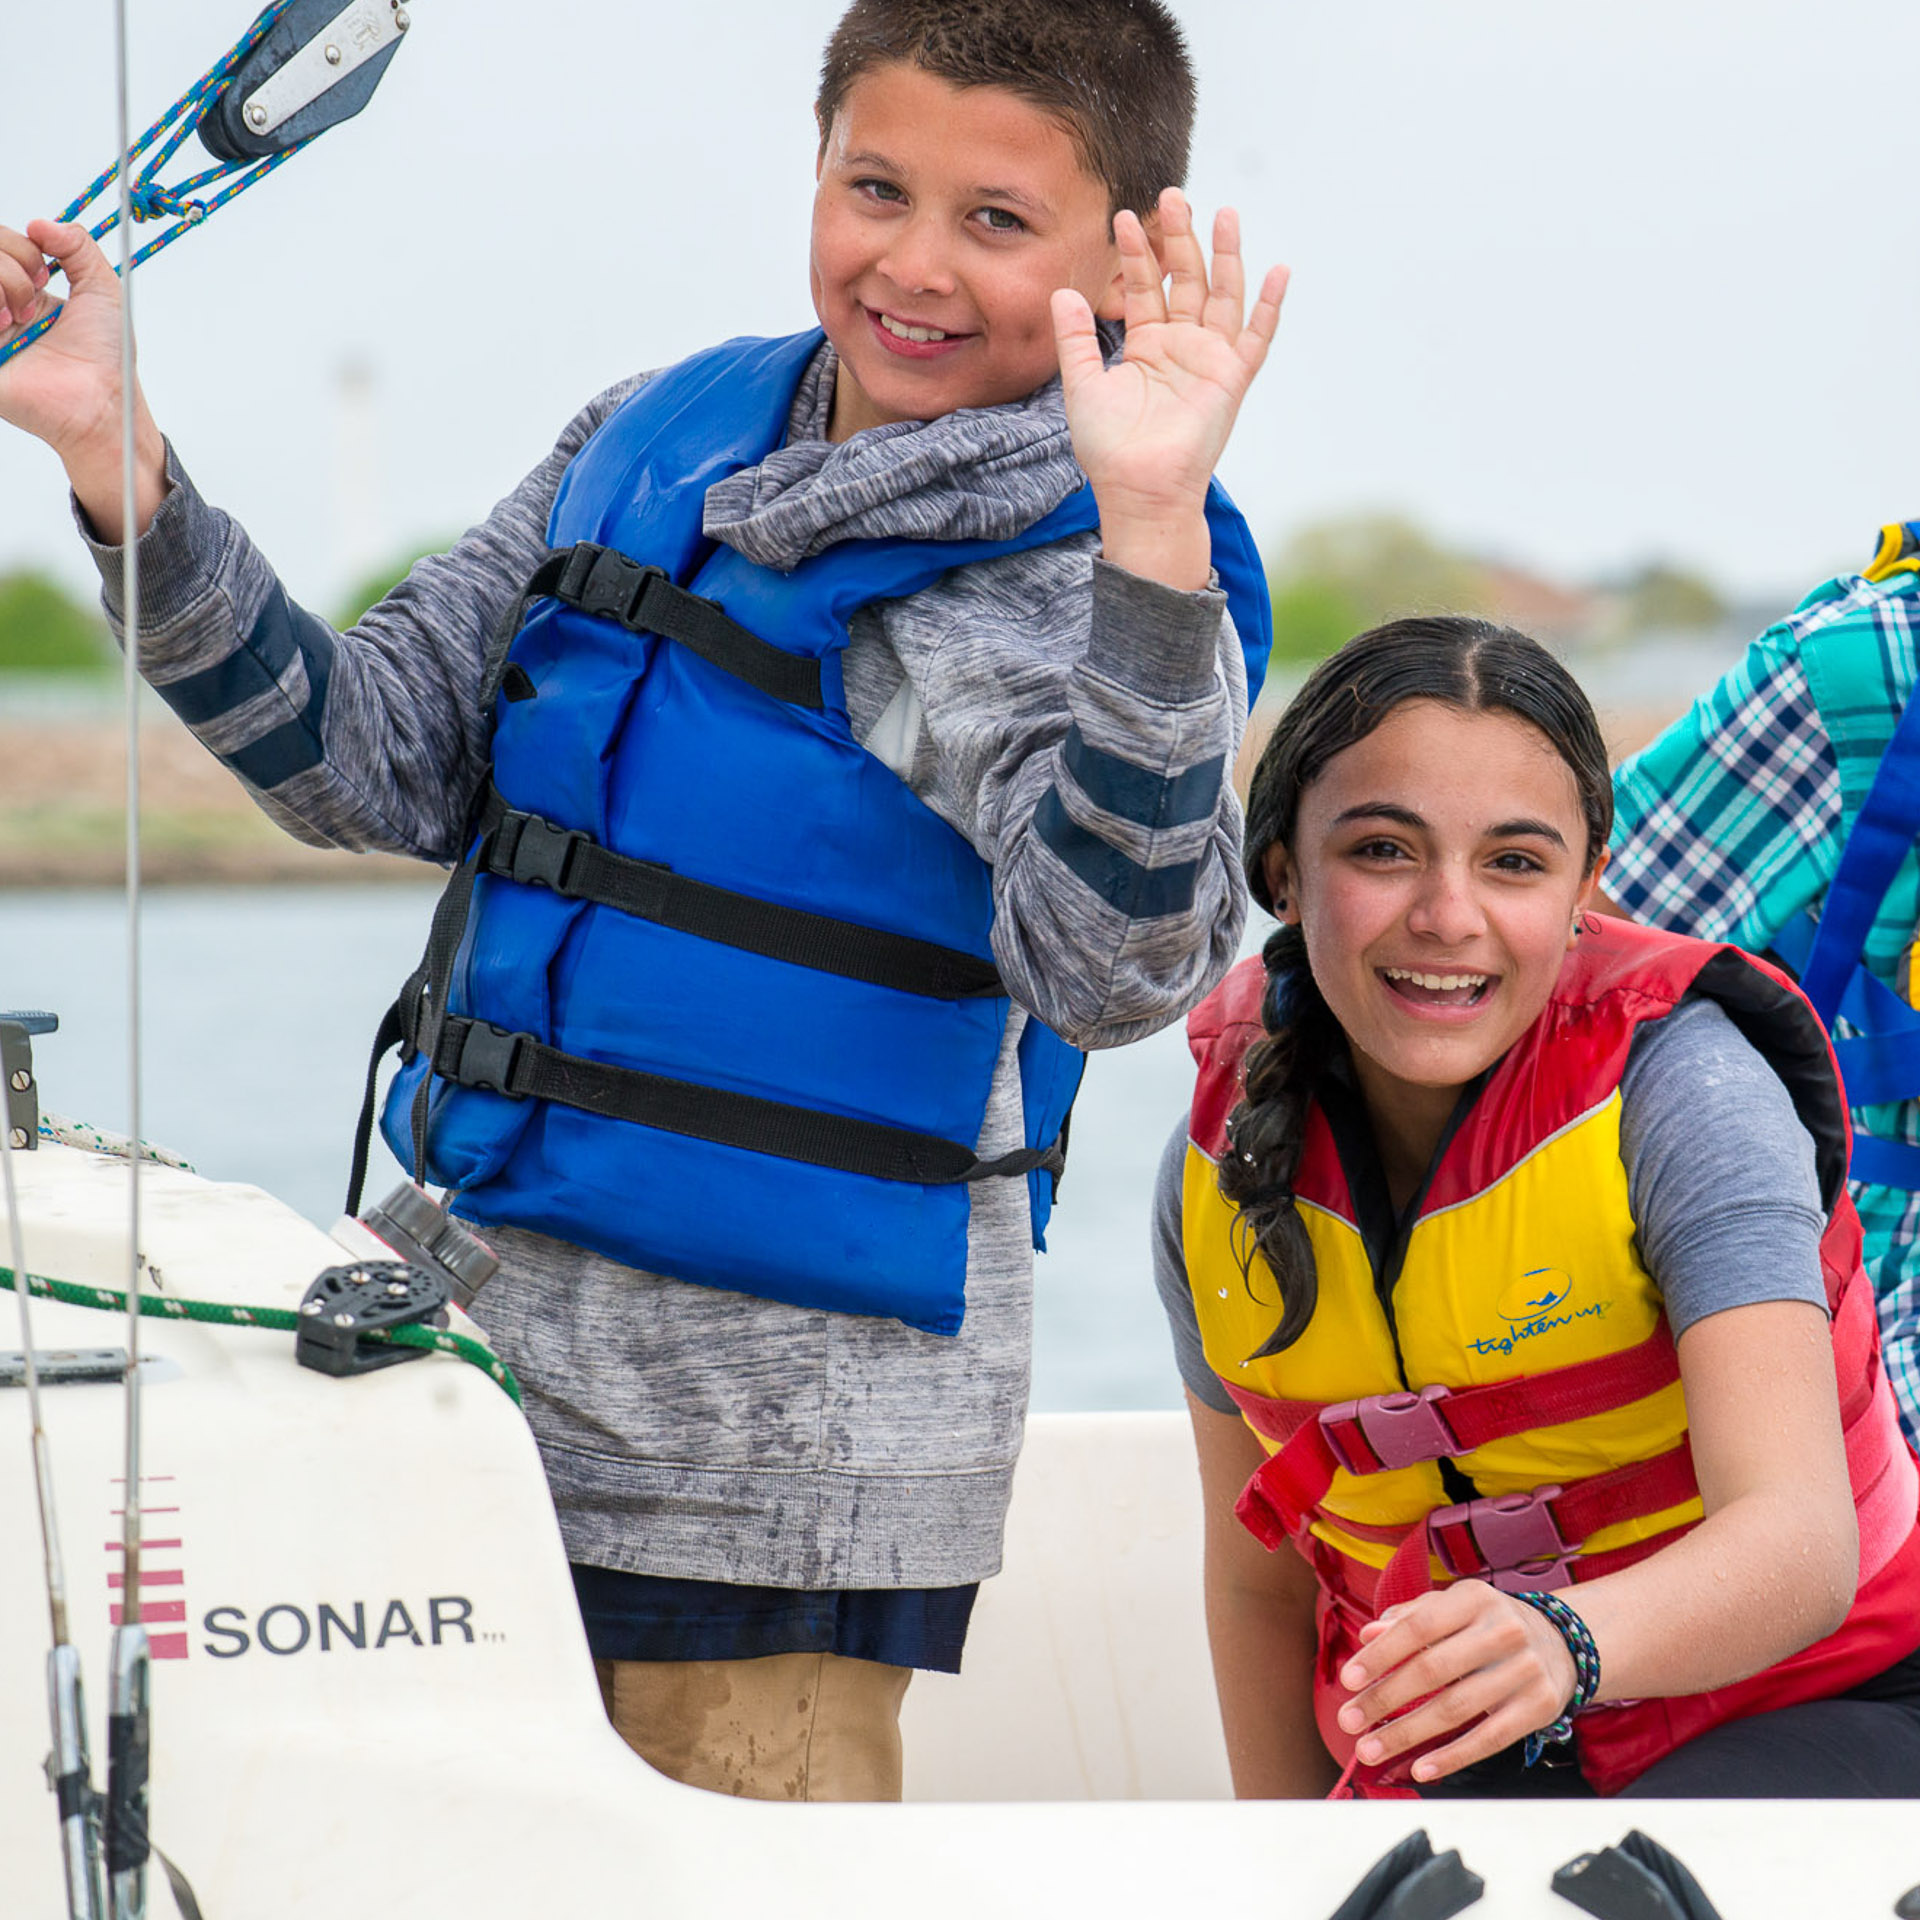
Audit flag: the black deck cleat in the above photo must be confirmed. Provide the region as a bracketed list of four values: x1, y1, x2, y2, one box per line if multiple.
[1330, 1830, 1484, 1920]
[1552, 1831, 1723, 1920]
[295, 1261, 450, 1380]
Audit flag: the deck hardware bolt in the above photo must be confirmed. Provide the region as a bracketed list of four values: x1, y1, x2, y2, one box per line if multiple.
[394, 7, 410, 26]
[9, 1069, 29, 1092]
[302, 1301, 322, 1316]
[245, 102, 269, 129]
[8, 1128, 27, 1149]
[333, 1312, 356, 1327]
[324, 43, 343, 64]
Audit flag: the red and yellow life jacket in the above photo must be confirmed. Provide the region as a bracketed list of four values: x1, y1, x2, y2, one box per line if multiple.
[1183, 917, 1920, 1796]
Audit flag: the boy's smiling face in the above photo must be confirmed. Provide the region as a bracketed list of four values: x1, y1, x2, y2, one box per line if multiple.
[812, 63, 1126, 442]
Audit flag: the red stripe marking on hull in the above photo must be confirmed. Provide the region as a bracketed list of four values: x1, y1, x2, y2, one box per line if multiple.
[111, 1601, 187, 1625]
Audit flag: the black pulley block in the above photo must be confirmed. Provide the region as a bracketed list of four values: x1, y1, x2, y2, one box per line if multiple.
[295, 1259, 449, 1380]
[200, 0, 411, 163]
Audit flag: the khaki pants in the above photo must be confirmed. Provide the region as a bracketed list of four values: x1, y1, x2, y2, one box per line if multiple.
[595, 1652, 912, 1801]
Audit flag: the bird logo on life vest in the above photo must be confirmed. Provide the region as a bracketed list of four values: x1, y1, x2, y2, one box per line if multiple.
[1496, 1268, 1575, 1324]
[1468, 1268, 1606, 1359]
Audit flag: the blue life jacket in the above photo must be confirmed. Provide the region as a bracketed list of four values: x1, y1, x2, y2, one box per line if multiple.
[1769, 518, 1920, 1190]
[373, 330, 1272, 1335]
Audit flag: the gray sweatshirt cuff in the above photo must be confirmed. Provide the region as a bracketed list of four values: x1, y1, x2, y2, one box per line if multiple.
[72, 440, 229, 636]
[1083, 556, 1228, 707]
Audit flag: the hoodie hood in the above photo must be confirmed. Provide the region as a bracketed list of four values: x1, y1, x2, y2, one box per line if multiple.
[702, 331, 1113, 573]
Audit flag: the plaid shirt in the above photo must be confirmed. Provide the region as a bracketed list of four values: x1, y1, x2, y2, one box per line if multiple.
[1610, 559, 1920, 1448]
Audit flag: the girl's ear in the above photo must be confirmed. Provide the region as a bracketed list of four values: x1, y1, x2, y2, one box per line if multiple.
[1569, 848, 1610, 947]
[1262, 845, 1295, 921]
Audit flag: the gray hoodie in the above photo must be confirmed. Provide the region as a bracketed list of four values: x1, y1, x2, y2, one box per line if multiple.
[82, 335, 1249, 1588]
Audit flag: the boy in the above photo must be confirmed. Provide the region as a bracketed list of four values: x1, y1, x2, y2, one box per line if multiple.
[1609, 522, 1920, 1454]
[0, 0, 1285, 1798]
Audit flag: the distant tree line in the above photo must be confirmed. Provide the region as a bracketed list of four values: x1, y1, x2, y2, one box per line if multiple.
[1265, 512, 1727, 664]
[0, 523, 1725, 683]
[0, 570, 115, 673]
[0, 542, 454, 678]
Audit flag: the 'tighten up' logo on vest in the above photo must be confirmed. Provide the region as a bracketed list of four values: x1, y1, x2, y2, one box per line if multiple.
[1468, 1268, 1612, 1357]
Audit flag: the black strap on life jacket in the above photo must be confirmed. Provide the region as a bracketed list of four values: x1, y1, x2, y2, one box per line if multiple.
[524, 543, 827, 709]
[343, 544, 1057, 1214]
[346, 807, 486, 1213]
[478, 785, 1005, 1000]
[422, 1012, 1062, 1189]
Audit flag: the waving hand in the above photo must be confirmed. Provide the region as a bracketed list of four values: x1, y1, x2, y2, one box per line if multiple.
[1051, 189, 1288, 590]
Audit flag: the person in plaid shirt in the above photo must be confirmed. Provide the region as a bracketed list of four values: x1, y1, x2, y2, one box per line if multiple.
[1609, 521, 1920, 1450]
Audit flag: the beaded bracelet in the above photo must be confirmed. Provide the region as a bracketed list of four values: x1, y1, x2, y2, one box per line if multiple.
[1510, 1588, 1601, 1766]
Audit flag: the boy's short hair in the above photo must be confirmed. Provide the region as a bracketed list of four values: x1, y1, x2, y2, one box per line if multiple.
[816, 0, 1196, 220]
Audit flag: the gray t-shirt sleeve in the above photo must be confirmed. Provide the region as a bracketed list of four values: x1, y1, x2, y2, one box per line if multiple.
[1619, 994, 1828, 1334]
[1151, 1113, 1238, 1414]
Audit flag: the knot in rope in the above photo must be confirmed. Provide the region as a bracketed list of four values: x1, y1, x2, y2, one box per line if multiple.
[127, 182, 191, 223]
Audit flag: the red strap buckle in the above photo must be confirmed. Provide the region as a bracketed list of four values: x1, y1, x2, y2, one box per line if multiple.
[1320, 1384, 1460, 1474]
[1430, 1486, 1574, 1592]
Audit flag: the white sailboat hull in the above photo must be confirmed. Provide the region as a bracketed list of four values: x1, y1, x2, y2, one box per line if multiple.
[4, 1138, 1914, 1917]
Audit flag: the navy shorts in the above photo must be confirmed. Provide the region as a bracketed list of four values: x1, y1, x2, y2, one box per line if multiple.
[570, 1565, 978, 1674]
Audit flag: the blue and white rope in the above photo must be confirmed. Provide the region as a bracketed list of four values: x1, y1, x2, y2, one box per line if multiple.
[0, 3, 312, 370]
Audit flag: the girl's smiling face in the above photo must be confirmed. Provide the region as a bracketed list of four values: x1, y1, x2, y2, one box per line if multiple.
[1263, 699, 1606, 1165]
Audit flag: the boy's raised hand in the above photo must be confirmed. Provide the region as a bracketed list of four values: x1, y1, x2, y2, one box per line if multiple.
[0, 219, 168, 542]
[1051, 189, 1287, 592]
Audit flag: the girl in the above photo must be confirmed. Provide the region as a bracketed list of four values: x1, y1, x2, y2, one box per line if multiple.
[1155, 616, 1920, 1797]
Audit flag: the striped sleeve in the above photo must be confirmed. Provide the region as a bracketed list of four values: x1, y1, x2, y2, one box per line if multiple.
[1032, 562, 1236, 925]
[954, 553, 1249, 1051]
[78, 381, 642, 863]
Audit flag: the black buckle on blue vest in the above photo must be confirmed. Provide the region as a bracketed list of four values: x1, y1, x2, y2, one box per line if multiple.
[498, 812, 588, 893]
[559, 544, 666, 628]
[434, 1016, 529, 1098]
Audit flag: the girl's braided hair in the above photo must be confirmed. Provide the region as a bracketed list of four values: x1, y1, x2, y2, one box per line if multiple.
[1219, 615, 1612, 1356]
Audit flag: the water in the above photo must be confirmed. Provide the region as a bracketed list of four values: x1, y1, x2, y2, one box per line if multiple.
[2, 885, 1210, 1414]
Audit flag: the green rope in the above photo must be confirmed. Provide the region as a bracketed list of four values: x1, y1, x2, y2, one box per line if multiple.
[0, 1262, 522, 1405]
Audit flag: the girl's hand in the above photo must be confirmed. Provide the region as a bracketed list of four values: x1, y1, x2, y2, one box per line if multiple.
[0, 218, 168, 540]
[1050, 188, 1287, 591]
[1335, 1581, 1580, 1783]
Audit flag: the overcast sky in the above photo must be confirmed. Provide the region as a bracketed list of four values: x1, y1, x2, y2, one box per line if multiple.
[3, 0, 1917, 617]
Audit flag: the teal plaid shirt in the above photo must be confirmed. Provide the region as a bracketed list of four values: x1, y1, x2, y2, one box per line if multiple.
[1610, 554, 1920, 1448]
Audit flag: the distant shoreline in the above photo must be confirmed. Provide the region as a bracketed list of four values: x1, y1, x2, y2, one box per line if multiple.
[0, 717, 431, 888]
[4, 702, 1687, 890]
